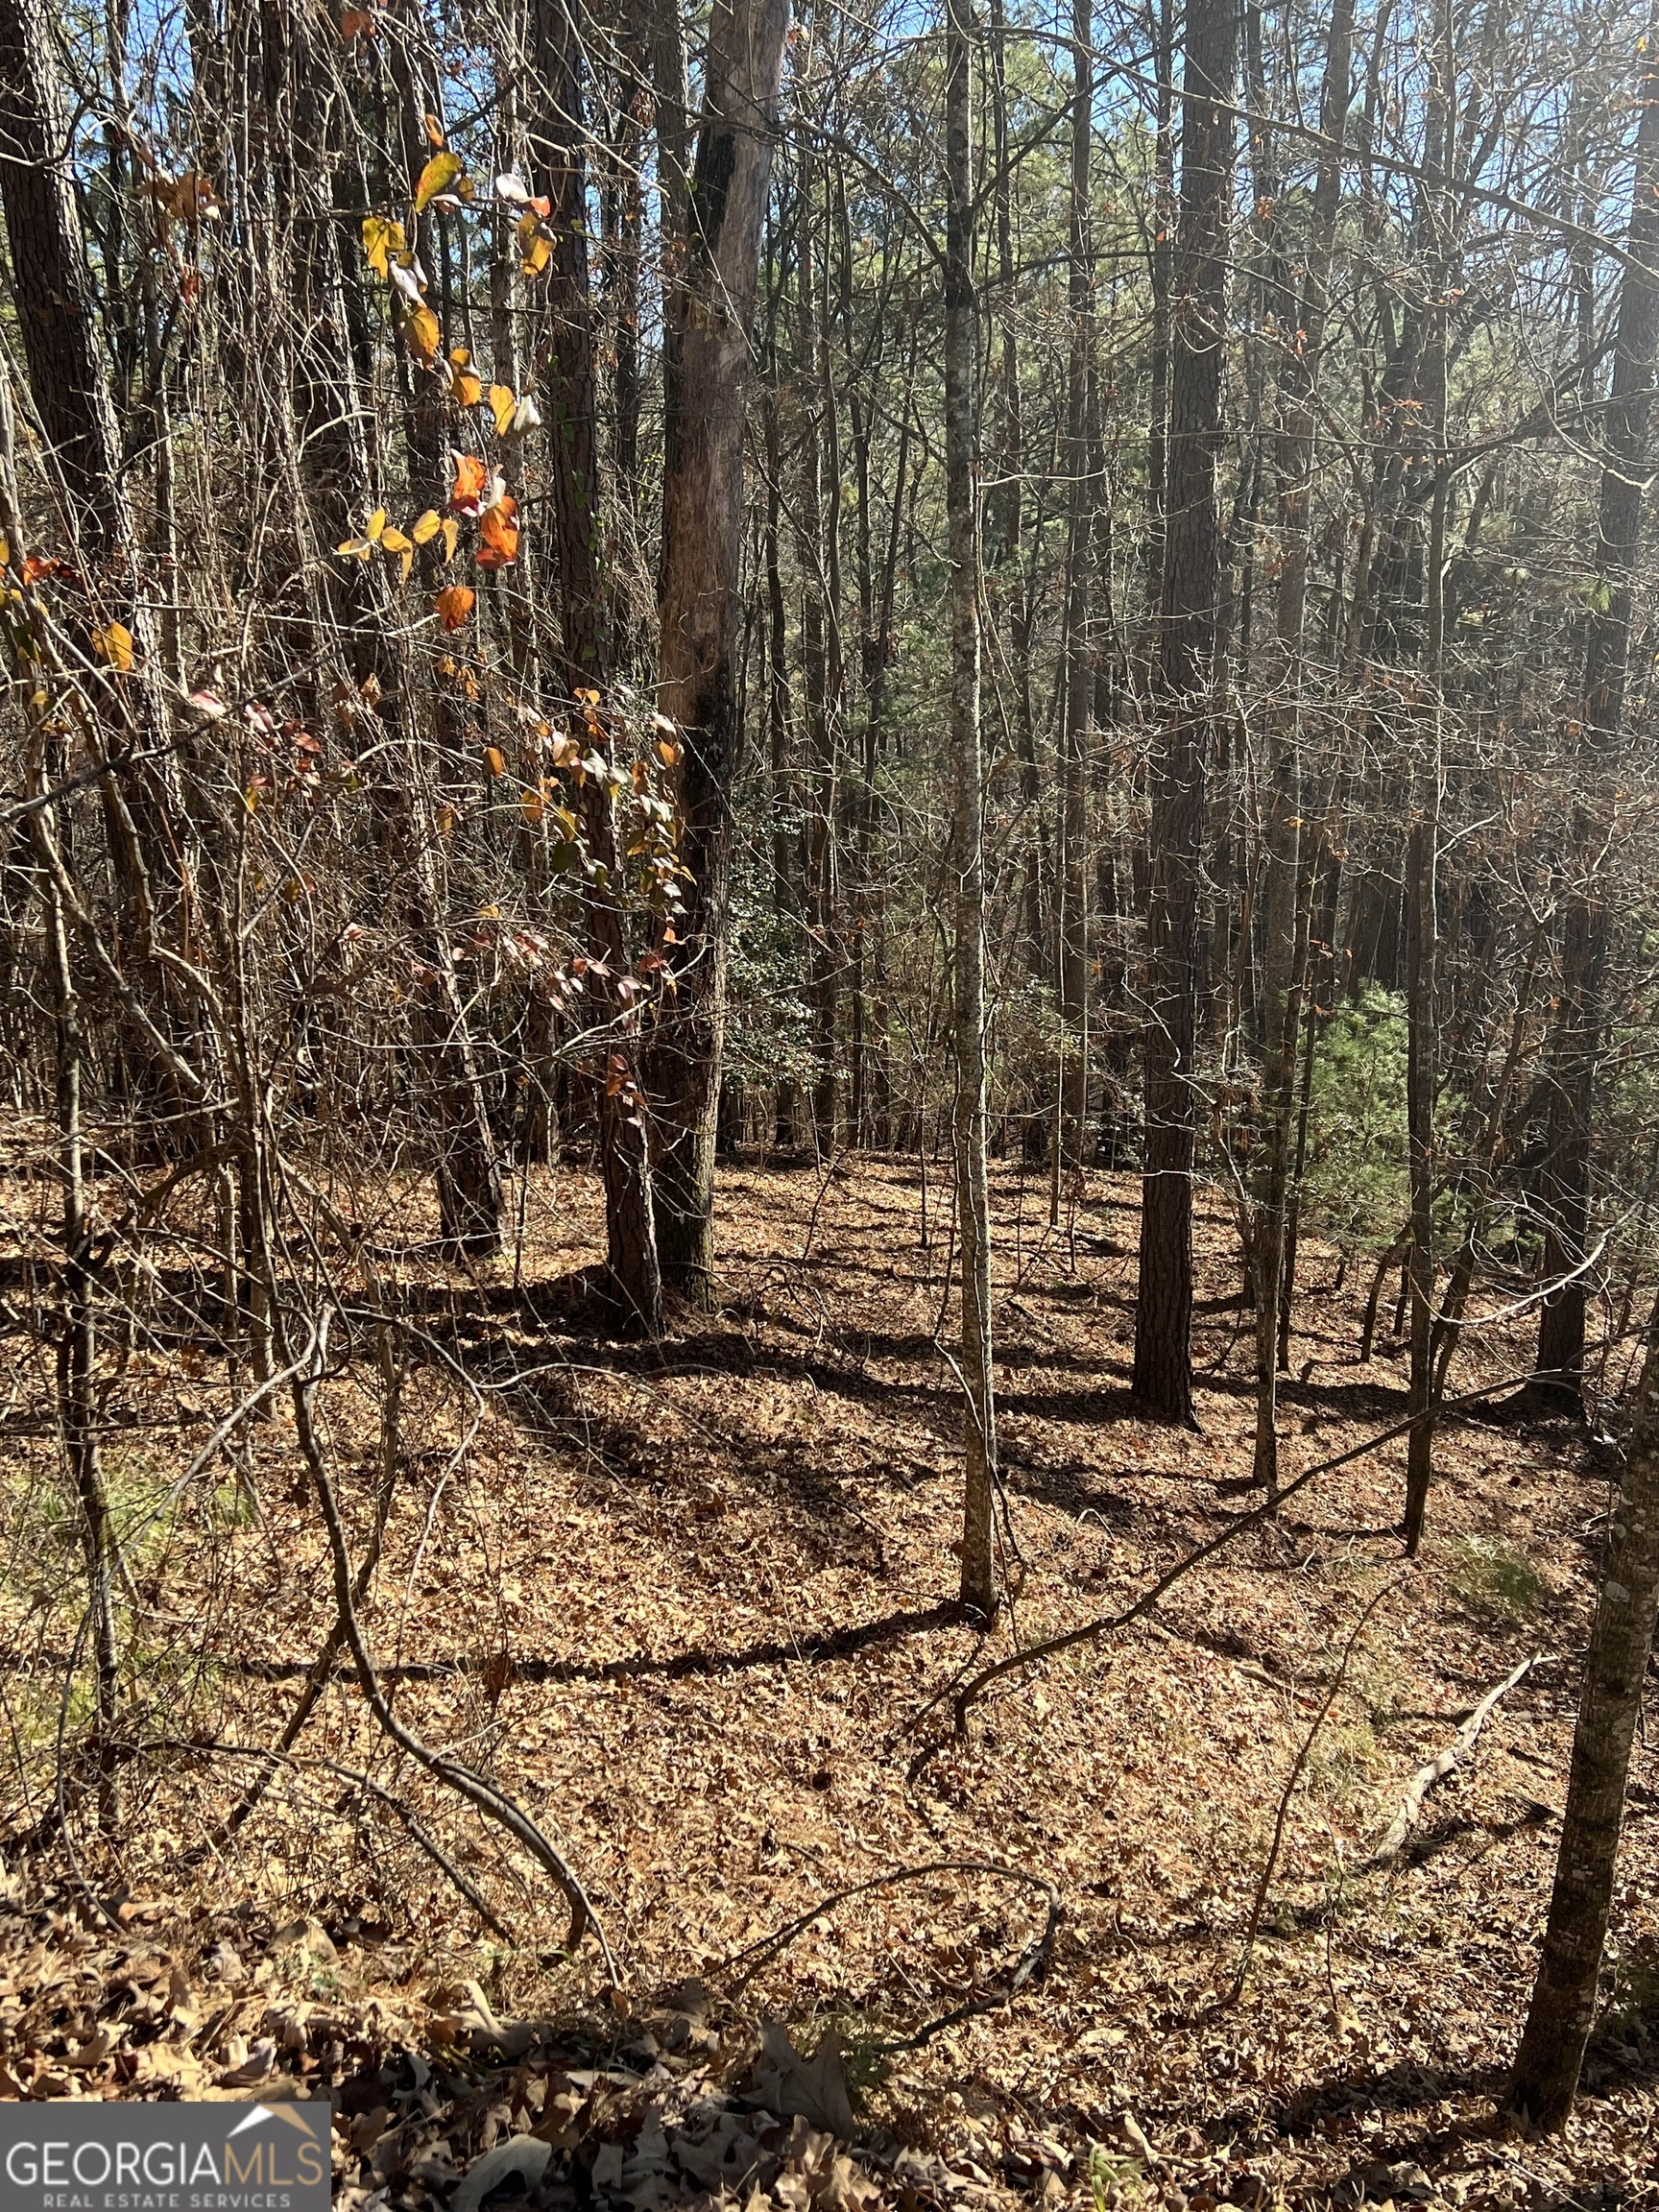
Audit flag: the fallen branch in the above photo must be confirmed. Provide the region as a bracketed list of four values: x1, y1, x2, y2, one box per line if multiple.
[1227, 1577, 1403, 2004]
[139, 1738, 514, 1940]
[1365, 1651, 1549, 1866]
[714, 1857, 1060, 2052]
[290, 1312, 615, 1981]
[904, 1365, 1557, 1778]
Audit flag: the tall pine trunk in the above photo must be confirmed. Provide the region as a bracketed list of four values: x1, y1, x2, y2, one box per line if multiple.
[1132, 0, 1238, 1425]
[1249, 0, 1352, 1494]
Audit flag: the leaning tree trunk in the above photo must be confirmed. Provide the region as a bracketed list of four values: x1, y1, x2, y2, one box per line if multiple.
[529, 0, 661, 1329]
[1506, 1292, 1659, 2126]
[944, 0, 997, 1618]
[1131, 0, 1238, 1426]
[650, 0, 791, 1301]
[1529, 26, 1659, 1417]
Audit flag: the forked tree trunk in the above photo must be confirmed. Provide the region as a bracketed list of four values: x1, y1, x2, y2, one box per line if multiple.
[1132, 0, 1238, 1426]
[1506, 1293, 1659, 2127]
[945, 0, 996, 1617]
[650, 0, 791, 1301]
[1529, 27, 1659, 1417]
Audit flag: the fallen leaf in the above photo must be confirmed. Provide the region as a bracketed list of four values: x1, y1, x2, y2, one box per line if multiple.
[450, 2137, 550, 2212]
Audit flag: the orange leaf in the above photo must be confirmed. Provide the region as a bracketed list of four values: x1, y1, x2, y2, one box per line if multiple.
[403, 301, 441, 364]
[93, 621, 134, 671]
[448, 452, 488, 516]
[484, 746, 506, 778]
[477, 495, 519, 570]
[340, 7, 373, 34]
[434, 584, 475, 631]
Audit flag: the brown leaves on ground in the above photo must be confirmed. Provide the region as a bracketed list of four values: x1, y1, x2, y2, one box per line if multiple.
[2, 1157, 1657, 2210]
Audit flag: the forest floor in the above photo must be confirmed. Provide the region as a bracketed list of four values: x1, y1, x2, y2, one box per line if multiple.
[2, 1149, 1657, 2211]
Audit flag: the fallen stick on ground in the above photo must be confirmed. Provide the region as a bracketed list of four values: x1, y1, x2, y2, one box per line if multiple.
[1366, 1651, 1549, 1867]
[903, 1366, 1555, 1777]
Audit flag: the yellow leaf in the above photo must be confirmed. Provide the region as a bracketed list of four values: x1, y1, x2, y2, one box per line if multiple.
[337, 537, 373, 559]
[93, 621, 134, 671]
[520, 785, 545, 826]
[367, 508, 387, 542]
[403, 301, 442, 364]
[484, 746, 506, 778]
[520, 232, 551, 278]
[448, 360, 483, 406]
[414, 149, 463, 213]
[399, 548, 413, 584]
[0, 536, 10, 569]
[379, 525, 413, 553]
[412, 509, 442, 544]
[441, 517, 460, 561]
[424, 110, 445, 148]
[362, 214, 405, 278]
[489, 384, 517, 437]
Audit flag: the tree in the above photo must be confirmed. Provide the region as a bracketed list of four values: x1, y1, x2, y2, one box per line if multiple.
[650, 0, 791, 1302]
[530, 0, 662, 1329]
[944, 0, 996, 1617]
[1132, 0, 1238, 1425]
[1505, 1292, 1659, 2126]
[1527, 21, 1659, 1418]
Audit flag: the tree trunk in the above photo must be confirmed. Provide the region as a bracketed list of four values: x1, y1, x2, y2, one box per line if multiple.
[1506, 1294, 1659, 2127]
[1250, 0, 1352, 1494]
[1529, 28, 1659, 1417]
[1057, 0, 1094, 1172]
[1132, 0, 1238, 1426]
[650, 0, 791, 1300]
[945, 0, 996, 1617]
[529, 0, 661, 1329]
[0, 0, 130, 567]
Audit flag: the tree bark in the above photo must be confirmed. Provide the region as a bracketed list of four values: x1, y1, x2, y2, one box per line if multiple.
[1132, 0, 1238, 1426]
[1528, 26, 1659, 1417]
[1057, 0, 1094, 1173]
[945, 0, 996, 1617]
[528, 0, 662, 1328]
[1250, 0, 1352, 1494]
[650, 0, 791, 1300]
[1506, 1294, 1659, 2127]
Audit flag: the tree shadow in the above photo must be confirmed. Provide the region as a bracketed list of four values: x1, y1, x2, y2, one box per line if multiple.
[216, 1600, 963, 1690]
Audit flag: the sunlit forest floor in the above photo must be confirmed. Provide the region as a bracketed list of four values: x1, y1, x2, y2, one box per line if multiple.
[2, 1149, 1656, 2208]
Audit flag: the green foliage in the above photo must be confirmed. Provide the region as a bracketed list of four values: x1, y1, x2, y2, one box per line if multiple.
[1302, 985, 1410, 1248]
[1445, 1537, 1544, 1621]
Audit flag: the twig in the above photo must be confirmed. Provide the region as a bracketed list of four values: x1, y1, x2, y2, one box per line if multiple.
[903, 1364, 1557, 1778]
[1226, 1578, 1402, 2004]
[137, 1737, 513, 1938]
[1364, 1651, 1548, 1867]
[289, 1312, 616, 1980]
[711, 1857, 1060, 2052]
